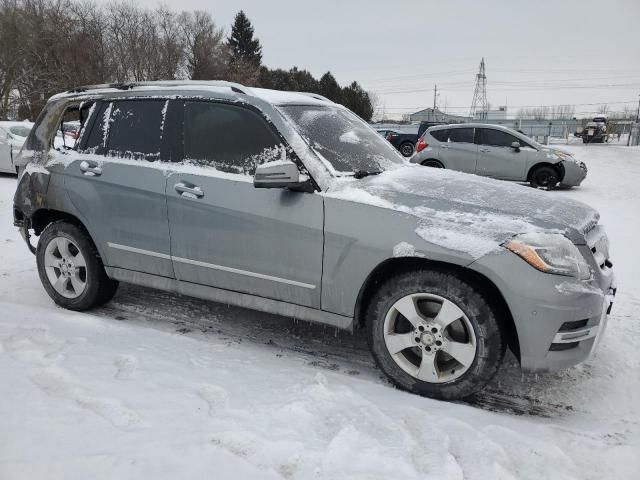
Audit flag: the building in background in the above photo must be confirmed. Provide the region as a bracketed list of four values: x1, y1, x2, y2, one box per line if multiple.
[408, 108, 468, 124]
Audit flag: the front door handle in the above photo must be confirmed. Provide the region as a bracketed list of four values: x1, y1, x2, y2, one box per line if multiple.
[479, 148, 490, 153]
[79, 160, 102, 176]
[441, 144, 449, 149]
[174, 182, 204, 198]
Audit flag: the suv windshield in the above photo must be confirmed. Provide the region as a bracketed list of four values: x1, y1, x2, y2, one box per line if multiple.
[278, 105, 403, 175]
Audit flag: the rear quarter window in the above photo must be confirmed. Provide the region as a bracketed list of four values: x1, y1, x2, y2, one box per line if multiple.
[430, 129, 449, 142]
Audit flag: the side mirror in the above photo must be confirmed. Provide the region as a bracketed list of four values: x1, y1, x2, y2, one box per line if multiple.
[511, 141, 521, 152]
[254, 160, 312, 192]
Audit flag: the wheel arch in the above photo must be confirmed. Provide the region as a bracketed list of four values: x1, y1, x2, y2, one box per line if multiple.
[29, 208, 107, 261]
[353, 256, 520, 361]
[527, 161, 565, 183]
[421, 158, 445, 168]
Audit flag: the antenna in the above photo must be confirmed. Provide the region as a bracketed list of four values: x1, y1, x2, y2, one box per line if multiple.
[470, 58, 488, 120]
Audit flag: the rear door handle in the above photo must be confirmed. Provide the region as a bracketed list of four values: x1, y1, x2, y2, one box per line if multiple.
[441, 144, 449, 149]
[479, 148, 490, 153]
[79, 160, 102, 176]
[174, 182, 204, 198]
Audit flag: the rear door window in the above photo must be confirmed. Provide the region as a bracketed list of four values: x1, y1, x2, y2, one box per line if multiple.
[183, 101, 282, 175]
[449, 128, 474, 143]
[106, 100, 167, 161]
[477, 128, 519, 148]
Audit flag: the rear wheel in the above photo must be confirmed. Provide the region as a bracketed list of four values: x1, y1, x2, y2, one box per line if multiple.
[529, 165, 559, 189]
[422, 159, 444, 168]
[366, 269, 505, 400]
[36, 221, 118, 310]
[399, 142, 415, 157]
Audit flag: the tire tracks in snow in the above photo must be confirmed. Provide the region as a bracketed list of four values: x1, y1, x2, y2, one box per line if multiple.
[93, 283, 581, 418]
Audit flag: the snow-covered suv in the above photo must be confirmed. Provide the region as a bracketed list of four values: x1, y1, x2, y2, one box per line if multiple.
[13, 81, 615, 400]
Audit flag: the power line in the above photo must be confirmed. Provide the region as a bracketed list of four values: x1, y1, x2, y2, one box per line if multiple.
[373, 99, 640, 112]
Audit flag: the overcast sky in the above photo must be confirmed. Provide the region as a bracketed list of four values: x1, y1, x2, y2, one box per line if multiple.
[121, 0, 639, 118]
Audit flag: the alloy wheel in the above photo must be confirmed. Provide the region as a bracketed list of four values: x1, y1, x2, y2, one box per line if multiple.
[383, 293, 477, 383]
[43, 236, 88, 299]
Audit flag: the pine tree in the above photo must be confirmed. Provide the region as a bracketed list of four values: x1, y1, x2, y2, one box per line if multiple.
[319, 72, 342, 103]
[227, 11, 263, 67]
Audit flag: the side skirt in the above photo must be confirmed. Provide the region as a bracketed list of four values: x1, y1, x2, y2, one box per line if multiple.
[105, 267, 353, 330]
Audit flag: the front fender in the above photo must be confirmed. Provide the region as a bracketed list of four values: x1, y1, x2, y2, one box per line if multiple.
[321, 196, 475, 317]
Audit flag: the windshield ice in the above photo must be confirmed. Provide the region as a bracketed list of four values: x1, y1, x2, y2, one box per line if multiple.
[277, 105, 404, 175]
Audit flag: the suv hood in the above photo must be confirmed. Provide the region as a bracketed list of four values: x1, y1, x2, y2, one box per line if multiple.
[327, 165, 598, 259]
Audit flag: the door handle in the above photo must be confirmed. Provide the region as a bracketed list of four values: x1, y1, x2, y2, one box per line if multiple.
[174, 182, 204, 198]
[79, 160, 102, 176]
[441, 144, 449, 149]
[479, 148, 490, 153]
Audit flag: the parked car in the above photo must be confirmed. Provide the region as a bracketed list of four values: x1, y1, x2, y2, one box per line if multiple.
[0, 121, 34, 174]
[13, 81, 615, 400]
[376, 129, 418, 157]
[412, 123, 588, 189]
[580, 115, 608, 144]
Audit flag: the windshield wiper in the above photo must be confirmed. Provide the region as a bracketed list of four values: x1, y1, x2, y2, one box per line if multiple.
[353, 170, 382, 179]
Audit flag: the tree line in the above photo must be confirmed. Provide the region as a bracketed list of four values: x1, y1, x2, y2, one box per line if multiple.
[0, 1, 374, 121]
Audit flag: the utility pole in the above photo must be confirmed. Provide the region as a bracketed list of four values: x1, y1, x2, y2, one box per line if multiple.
[628, 93, 640, 146]
[433, 84, 438, 111]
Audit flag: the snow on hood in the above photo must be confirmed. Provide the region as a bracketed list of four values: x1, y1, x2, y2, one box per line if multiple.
[326, 165, 598, 259]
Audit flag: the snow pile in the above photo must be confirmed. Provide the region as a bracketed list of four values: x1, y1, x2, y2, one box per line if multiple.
[338, 130, 360, 144]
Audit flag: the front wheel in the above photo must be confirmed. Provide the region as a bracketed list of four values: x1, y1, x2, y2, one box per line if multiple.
[36, 221, 118, 310]
[366, 269, 505, 400]
[529, 165, 559, 189]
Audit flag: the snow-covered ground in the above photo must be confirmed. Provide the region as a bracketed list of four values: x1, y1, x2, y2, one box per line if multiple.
[1, 145, 639, 480]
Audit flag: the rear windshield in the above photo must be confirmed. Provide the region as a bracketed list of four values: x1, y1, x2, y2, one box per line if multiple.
[277, 105, 403, 174]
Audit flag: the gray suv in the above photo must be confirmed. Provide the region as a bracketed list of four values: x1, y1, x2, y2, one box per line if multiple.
[13, 81, 615, 400]
[412, 123, 588, 189]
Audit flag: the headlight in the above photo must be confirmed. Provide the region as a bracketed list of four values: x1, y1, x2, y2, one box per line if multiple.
[504, 233, 591, 280]
[555, 151, 572, 161]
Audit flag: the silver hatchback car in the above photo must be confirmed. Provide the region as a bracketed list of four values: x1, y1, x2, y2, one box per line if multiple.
[13, 81, 614, 401]
[412, 123, 588, 189]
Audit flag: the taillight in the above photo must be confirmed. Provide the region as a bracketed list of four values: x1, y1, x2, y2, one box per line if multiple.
[416, 138, 428, 153]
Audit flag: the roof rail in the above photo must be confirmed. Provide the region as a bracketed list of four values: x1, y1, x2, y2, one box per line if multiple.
[299, 92, 334, 103]
[66, 80, 251, 96]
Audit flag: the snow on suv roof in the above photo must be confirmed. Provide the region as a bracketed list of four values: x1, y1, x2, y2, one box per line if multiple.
[248, 87, 333, 106]
[52, 81, 333, 107]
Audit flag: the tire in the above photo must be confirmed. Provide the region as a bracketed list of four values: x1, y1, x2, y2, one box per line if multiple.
[422, 159, 444, 168]
[399, 142, 415, 157]
[366, 269, 505, 400]
[36, 221, 118, 311]
[529, 165, 559, 189]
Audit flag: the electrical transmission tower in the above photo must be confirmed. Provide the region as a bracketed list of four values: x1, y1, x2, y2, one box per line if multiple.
[470, 58, 488, 120]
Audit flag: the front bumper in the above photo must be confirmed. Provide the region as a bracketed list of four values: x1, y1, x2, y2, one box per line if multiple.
[470, 247, 615, 372]
[560, 159, 588, 187]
